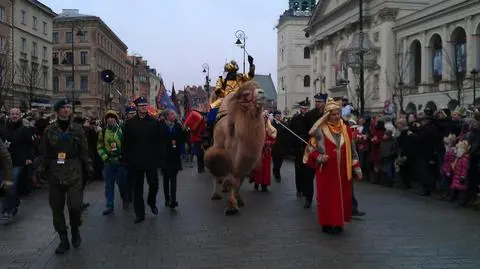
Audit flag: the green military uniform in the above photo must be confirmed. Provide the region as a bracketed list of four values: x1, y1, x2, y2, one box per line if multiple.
[38, 118, 92, 252]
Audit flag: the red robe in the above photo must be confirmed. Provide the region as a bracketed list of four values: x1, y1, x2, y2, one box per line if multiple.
[308, 126, 353, 227]
[251, 131, 276, 186]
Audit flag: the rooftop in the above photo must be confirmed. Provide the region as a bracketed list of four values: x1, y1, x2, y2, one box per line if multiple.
[253, 74, 277, 101]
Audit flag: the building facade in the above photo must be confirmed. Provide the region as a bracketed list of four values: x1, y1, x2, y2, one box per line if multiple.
[125, 55, 150, 103]
[11, 0, 55, 110]
[148, 68, 161, 106]
[0, 0, 13, 110]
[53, 9, 128, 118]
[293, 0, 480, 113]
[276, 0, 316, 115]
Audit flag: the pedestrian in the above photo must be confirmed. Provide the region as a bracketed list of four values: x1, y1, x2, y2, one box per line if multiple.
[305, 98, 362, 235]
[0, 137, 13, 199]
[0, 108, 35, 221]
[160, 109, 186, 209]
[97, 110, 128, 215]
[38, 99, 93, 254]
[251, 112, 277, 192]
[123, 105, 136, 204]
[271, 110, 288, 182]
[122, 97, 166, 223]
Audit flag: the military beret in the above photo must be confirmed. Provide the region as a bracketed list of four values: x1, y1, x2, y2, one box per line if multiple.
[54, 99, 70, 111]
[125, 105, 136, 113]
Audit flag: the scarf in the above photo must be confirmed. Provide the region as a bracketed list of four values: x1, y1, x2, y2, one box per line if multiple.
[327, 119, 353, 180]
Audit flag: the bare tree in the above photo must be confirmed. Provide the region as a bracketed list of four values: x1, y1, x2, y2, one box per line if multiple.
[0, 38, 15, 109]
[385, 50, 413, 113]
[347, 71, 377, 110]
[17, 60, 42, 109]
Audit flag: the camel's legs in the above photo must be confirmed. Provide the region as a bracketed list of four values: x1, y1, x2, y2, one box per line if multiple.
[225, 175, 240, 215]
[211, 178, 222, 200]
[235, 177, 245, 207]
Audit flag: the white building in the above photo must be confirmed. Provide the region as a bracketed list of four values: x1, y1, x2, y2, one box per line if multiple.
[12, 0, 56, 109]
[276, 0, 316, 115]
[279, 0, 480, 113]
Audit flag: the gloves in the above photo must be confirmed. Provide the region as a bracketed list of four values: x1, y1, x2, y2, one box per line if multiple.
[316, 154, 329, 164]
[354, 167, 363, 180]
[248, 55, 254, 65]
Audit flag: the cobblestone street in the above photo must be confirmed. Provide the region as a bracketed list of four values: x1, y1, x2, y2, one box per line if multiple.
[1, 160, 480, 269]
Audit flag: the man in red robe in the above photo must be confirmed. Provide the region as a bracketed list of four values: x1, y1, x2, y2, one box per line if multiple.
[304, 98, 362, 235]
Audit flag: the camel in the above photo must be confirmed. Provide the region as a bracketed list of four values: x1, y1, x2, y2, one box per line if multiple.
[204, 81, 266, 215]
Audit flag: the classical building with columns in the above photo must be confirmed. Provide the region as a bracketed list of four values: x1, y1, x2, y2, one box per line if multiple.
[279, 0, 480, 113]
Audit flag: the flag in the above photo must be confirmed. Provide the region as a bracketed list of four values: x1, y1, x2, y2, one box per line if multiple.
[184, 86, 191, 116]
[157, 83, 178, 113]
[155, 80, 166, 109]
[170, 82, 181, 113]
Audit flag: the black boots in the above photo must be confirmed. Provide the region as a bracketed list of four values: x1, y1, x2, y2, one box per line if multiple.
[71, 227, 81, 248]
[55, 228, 81, 254]
[55, 232, 70, 254]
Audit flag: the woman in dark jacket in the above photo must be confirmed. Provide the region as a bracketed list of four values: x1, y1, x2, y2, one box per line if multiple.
[161, 109, 186, 209]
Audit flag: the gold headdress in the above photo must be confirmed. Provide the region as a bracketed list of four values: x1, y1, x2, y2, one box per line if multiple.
[308, 98, 341, 136]
[224, 60, 239, 73]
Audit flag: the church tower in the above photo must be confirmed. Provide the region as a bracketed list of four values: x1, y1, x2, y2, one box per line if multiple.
[276, 0, 317, 115]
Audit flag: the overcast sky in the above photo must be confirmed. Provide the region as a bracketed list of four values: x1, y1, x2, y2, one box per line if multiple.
[43, 0, 289, 91]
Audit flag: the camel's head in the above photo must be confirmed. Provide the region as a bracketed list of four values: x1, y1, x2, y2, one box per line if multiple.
[235, 81, 265, 111]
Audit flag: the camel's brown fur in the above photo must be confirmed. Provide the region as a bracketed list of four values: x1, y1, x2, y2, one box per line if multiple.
[204, 81, 266, 214]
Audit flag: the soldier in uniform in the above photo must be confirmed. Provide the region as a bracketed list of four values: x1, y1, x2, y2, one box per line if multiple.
[38, 99, 93, 254]
[289, 99, 315, 208]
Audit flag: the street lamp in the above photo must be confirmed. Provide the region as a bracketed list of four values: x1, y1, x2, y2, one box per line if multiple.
[60, 22, 84, 115]
[343, 0, 380, 115]
[202, 63, 210, 97]
[471, 68, 478, 106]
[235, 30, 247, 74]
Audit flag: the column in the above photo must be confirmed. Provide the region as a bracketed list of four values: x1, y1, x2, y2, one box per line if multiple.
[325, 38, 333, 90]
[466, 16, 475, 72]
[442, 25, 452, 83]
[420, 31, 428, 93]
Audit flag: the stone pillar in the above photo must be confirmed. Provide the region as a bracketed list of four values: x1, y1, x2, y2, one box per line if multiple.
[379, 20, 395, 102]
[466, 16, 475, 72]
[442, 25, 452, 83]
[325, 38, 333, 89]
[420, 31, 428, 93]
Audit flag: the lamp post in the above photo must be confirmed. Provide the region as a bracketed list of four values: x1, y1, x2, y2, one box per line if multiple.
[471, 69, 478, 106]
[61, 23, 84, 115]
[343, 0, 379, 115]
[235, 30, 247, 74]
[202, 63, 210, 97]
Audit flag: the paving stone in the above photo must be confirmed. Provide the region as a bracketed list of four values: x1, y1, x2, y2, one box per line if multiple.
[1, 160, 480, 268]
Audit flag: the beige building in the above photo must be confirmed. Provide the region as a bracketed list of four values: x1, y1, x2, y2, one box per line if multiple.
[9, 0, 55, 110]
[148, 68, 161, 106]
[53, 9, 128, 118]
[0, 0, 13, 110]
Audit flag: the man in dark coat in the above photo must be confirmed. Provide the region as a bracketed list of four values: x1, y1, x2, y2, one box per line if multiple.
[289, 98, 316, 208]
[122, 97, 166, 224]
[271, 110, 289, 181]
[39, 99, 93, 254]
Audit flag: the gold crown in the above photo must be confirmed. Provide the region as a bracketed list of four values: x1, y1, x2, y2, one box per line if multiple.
[224, 60, 239, 72]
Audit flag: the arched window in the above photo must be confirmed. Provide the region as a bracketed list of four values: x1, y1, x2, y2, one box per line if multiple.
[303, 75, 310, 87]
[304, 47, 310, 59]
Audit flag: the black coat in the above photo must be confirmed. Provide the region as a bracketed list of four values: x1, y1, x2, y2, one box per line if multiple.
[0, 121, 34, 167]
[289, 113, 311, 154]
[272, 120, 290, 156]
[160, 122, 186, 173]
[122, 115, 166, 169]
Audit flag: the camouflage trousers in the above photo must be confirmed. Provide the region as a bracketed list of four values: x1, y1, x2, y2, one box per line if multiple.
[48, 179, 83, 233]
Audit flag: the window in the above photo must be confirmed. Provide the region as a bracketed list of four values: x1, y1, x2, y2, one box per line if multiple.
[66, 32, 72, 43]
[43, 46, 47, 59]
[65, 76, 74, 90]
[20, 60, 27, 72]
[79, 31, 88, 42]
[52, 32, 59, 43]
[80, 51, 88, 65]
[21, 10, 26, 25]
[0, 7, 5, 22]
[43, 22, 47, 34]
[0, 36, 6, 52]
[80, 76, 88, 91]
[65, 51, 73, 64]
[32, 41, 37, 57]
[53, 77, 59, 93]
[304, 47, 311, 59]
[53, 52, 58, 64]
[32, 16, 37, 30]
[21, 38, 26, 53]
[303, 75, 310, 87]
[42, 67, 47, 88]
